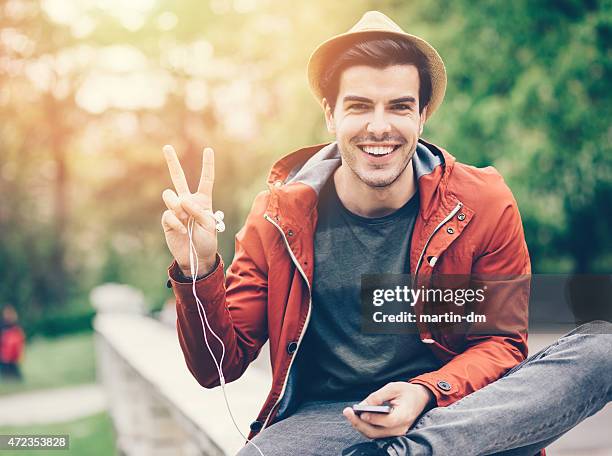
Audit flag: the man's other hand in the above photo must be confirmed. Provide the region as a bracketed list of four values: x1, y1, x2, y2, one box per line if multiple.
[343, 382, 435, 439]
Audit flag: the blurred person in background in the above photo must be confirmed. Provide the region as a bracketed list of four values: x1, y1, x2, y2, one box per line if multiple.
[0, 304, 25, 382]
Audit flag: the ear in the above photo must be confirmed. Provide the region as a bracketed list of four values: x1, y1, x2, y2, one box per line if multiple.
[418, 105, 428, 136]
[322, 98, 336, 134]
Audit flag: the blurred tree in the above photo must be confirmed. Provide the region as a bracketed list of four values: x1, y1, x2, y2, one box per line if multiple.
[1, 0, 84, 320]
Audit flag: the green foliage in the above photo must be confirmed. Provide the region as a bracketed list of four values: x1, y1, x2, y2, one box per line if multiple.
[23, 310, 94, 339]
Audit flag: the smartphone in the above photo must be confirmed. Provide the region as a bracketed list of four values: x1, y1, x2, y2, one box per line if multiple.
[352, 404, 392, 415]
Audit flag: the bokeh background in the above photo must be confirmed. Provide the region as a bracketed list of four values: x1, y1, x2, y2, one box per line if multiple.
[0, 0, 610, 454]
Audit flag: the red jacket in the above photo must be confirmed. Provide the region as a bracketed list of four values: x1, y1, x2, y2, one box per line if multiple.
[169, 139, 532, 448]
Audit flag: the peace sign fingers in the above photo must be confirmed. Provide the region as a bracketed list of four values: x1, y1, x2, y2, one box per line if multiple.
[197, 147, 215, 198]
[161, 144, 220, 277]
[163, 144, 190, 196]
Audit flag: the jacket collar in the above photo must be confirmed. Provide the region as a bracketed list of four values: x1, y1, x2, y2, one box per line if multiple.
[266, 138, 456, 223]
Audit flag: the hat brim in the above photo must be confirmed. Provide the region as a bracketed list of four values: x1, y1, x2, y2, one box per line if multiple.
[307, 30, 446, 121]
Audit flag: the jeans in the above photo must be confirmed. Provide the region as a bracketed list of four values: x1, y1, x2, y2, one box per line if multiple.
[237, 320, 612, 456]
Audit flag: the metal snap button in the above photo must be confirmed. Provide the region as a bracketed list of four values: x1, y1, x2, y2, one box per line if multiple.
[447, 227, 455, 234]
[457, 213, 466, 221]
[287, 341, 298, 354]
[287, 229, 294, 237]
[437, 380, 452, 391]
[250, 420, 263, 432]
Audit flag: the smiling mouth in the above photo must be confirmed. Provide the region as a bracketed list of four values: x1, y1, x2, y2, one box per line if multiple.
[357, 144, 402, 156]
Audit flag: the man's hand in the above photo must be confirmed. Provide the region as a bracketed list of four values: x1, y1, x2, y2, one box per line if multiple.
[161, 145, 219, 277]
[343, 382, 435, 439]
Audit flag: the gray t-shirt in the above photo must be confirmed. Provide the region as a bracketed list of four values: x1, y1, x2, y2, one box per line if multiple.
[300, 177, 442, 400]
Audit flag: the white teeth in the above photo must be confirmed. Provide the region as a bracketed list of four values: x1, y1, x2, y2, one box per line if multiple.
[361, 145, 396, 155]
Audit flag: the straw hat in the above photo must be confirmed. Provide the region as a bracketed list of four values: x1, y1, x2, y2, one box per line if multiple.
[307, 11, 447, 121]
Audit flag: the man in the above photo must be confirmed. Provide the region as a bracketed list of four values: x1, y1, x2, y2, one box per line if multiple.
[161, 11, 612, 456]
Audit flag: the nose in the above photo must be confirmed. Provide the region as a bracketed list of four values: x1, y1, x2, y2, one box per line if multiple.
[366, 106, 392, 137]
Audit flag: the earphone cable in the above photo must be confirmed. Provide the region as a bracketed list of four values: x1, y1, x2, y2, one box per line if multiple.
[186, 216, 266, 456]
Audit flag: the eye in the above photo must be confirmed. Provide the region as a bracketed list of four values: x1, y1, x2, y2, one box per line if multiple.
[348, 103, 369, 110]
[391, 104, 412, 111]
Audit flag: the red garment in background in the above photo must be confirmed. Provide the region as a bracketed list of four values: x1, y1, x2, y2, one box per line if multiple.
[0, 325, 25, 363]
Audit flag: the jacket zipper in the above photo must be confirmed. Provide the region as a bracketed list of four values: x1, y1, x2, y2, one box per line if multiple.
[414, 202, 463, 275]
[262, 214, 312, 431]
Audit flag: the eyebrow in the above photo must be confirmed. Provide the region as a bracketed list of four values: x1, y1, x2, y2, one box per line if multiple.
[342, 95, 417, 105]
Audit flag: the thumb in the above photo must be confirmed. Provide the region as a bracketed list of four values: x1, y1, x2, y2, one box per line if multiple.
[363, 382, 403, 405]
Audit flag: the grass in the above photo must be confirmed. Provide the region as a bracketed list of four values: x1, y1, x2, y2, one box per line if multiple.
[0, 412, 117, 456]
[0, 332, 96, 396]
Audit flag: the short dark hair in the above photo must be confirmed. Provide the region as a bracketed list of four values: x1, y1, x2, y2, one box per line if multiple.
[321, 37, 432, 113]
